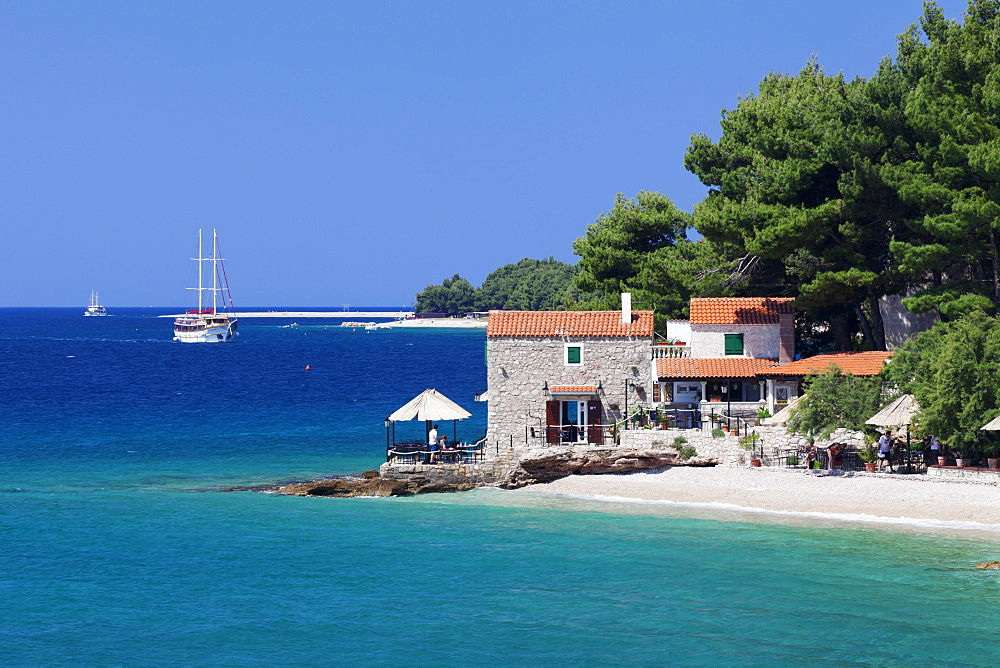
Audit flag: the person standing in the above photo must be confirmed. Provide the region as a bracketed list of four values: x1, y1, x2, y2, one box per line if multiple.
[929, 436, 942, 465]
[427, 424, 439, 463]
[827, 443, 842, 470]
[878, 431, 894, 472]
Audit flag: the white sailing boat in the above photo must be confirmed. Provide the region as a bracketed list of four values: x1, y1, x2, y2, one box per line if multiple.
[84, 291, 107, 316]
[172, 229, 239, 343]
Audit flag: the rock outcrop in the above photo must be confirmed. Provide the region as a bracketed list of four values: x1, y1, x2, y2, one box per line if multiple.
[503, 447, 712, 488]
[264, 445, 715, 498]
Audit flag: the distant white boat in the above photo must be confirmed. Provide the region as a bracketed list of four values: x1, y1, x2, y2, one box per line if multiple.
[84, 291, 107, 316]
[173, 229, 239, 343]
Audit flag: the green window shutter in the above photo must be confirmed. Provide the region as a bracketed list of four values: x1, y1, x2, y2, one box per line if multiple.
[724, 334, 744, 355]
[567, 346, 581, 364]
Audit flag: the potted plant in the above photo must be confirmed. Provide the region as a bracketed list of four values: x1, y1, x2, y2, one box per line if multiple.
[740, 432, 762, 466]
[980, 441, 1000, 469]
[859, 440, 879, 473]
[756, 407, 771, 426]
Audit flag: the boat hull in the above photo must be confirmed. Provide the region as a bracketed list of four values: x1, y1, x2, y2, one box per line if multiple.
[173, 317, 238, 343]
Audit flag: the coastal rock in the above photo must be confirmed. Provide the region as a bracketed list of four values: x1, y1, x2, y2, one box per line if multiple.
[503, 447, 695, 488]
[274, 470, 480, 497]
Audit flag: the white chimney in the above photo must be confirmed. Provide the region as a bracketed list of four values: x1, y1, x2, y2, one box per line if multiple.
[621, 292, 632, 324]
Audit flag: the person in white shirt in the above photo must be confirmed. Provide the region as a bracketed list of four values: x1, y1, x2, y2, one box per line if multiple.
[878, 431, 894, 472]
[427, 425, 439, 463]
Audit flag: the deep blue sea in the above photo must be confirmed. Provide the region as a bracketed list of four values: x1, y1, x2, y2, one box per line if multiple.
[5, 308, 1000, 665]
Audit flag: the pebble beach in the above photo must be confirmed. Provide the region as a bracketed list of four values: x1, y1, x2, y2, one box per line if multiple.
[524, 466, 1000, 532]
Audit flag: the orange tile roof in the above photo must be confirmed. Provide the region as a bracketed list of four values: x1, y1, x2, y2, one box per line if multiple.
[549, 385, 597, 394]
[689, 297, 794, 325]
[487, 310, 654, 338]
[766, 351, 893, 377]
[656, 357, 780, 379]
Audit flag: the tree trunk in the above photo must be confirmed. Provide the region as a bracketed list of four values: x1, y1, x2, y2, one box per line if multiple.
[854, 303, 877, 351]
[868, 295, 886, 351]
[830, 313, 853, 351]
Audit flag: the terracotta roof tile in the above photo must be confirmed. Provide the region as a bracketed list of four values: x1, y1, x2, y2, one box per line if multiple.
[689, 297, 794, 325]
[656, 357, 780, 379]
[767, 351, 893, 377]
[549, 385, 597, 394]
[487, 310, 654, 338]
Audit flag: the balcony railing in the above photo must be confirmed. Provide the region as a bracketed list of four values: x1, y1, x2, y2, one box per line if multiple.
[652, 344, 691, 359]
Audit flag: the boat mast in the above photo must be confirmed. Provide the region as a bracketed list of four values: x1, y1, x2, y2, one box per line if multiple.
[212, 229, 219, 315]
[198, 229, 204, 313]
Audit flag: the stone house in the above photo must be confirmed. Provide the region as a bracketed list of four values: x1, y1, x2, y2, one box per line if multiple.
[653, 297, 795, 418]
[485, 297, 654, 452]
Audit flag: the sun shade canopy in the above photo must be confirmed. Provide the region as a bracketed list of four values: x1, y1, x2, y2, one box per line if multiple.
[388, 389, 472, 422]
[866, 394, 919, 427]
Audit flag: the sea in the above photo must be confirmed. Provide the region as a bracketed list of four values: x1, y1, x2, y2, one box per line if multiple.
[4, 307, 1000, 665]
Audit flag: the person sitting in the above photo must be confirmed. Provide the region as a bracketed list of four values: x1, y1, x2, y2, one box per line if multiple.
[803, 443, 818, 469]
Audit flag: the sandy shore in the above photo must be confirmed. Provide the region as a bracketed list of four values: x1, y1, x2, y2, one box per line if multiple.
[523, 466, 1000, 531]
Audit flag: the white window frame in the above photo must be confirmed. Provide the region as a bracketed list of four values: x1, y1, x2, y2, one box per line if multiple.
[564, 342, 583, 366]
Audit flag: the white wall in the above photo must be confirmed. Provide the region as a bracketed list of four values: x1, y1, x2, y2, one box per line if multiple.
[690, 323, 781, 359]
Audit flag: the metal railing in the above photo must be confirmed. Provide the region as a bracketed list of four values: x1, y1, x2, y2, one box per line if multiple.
[386, 438, 487, 464]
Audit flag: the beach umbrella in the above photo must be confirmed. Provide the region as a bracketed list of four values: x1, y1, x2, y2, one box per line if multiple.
[866, 394, 919, 428]
[388, 389, 472, 445]
[866, 394, 920, 473]
[389, 388, 472, 422]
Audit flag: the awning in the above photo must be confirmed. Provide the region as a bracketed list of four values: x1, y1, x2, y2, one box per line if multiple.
[656, 357, 779, 380]
[548, 385, 597, 395]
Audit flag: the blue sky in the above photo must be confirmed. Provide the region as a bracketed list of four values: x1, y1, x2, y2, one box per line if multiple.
[1, 0, 968, 307]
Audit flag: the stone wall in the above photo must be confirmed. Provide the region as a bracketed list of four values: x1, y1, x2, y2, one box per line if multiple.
[619, 424, 868, 465]
[486, 336, 650, 456]
[689, 323, 781, 359]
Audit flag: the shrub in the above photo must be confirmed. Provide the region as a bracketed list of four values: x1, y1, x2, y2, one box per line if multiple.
[672, 436, 688, 447]
[711, 428, 725, 437]
[680, 445, 698, 459]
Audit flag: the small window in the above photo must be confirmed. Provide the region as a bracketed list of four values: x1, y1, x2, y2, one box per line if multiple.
[565, 345, 582, 365]
[724, 333, 744, 355]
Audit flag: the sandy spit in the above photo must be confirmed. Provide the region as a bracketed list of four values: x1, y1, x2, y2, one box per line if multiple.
[523, 466, 1000, 527]
[380, 318, 486, 329]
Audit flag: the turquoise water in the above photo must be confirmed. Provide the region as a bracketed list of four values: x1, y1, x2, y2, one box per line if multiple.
[3, 309, 1000, 664]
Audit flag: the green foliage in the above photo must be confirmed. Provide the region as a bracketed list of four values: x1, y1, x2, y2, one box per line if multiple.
[414, 274, 477, 316]
[572, 191, 699, 323]
[711, 428, 725, 438]
[685, 58, 918, 350]
[786, 455, 800, 466]
[680, 445, 698, 459]
[886, 310, 1000, 456]
[787, 366, 885, 439]
[672, 436, 688, 447]
[415, 258, 583, 315]
[858, 441, 879, 463]
[886, 2, 1000, 318]
[478, 257, 585, 311]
